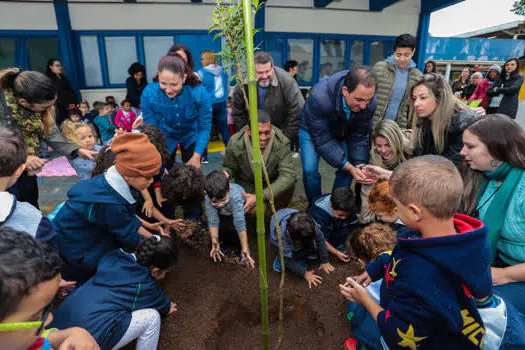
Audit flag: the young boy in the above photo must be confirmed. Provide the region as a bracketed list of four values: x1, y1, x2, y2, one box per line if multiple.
[0, 128, 56, 248]
[340, 155, 492, 349]
[53, 133, 162, 284]
[307, 186, 359, 262]
[271, 209, 335, 288]
[94, 102, 117, 144]
[0, 227, 98, 350]
[204, 170, 255, 268]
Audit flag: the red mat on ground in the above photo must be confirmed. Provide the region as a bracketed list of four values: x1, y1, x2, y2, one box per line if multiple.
[36, 156, 77, 177]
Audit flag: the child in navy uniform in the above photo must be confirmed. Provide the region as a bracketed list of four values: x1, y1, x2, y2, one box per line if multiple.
[50, 236, 178, 350]
[340, 155, 492, 349]
[271, 209, 335, 288]
[307, 186, 359, 262]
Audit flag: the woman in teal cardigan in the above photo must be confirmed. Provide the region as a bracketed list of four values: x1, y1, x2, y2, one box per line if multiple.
[460, 114, 525, 313]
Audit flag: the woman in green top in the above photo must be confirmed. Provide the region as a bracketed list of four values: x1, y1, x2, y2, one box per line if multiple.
[460, 114, 525, 314]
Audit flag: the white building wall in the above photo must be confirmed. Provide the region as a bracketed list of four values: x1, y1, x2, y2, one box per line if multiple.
[0, 2, 57, 30]
[80, 88, 126, 105]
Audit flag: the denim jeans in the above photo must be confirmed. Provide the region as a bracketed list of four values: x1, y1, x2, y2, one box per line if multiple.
[299, 128, 352, 205]
[494, 282, 525, 316]
[203, 102, 230, 159]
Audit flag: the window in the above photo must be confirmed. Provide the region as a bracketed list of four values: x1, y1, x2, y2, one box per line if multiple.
[320, 39, 345, 80]
[267, 38, 284, 68]
[0, 39, 15, 68]
[350, 40, 364, 67]
[144, 36, 174, 82]
[176, 35, 221, 71]
[27, 38, 58, 73]
[370, 40, 385, 66]
[105, 36, 137, 85]
[80, 36, 103, 87]
[289, 39, 314, 83]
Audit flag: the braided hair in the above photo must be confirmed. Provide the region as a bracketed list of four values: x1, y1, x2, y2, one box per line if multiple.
[135, 236, 178, 269]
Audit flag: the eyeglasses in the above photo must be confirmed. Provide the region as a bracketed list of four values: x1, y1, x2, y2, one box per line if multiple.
[0, 297, 55, 336]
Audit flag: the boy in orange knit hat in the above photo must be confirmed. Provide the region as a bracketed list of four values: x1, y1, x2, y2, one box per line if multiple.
[53, 133, 162, 284]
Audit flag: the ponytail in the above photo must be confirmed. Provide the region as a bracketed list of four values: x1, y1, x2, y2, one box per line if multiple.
[0, 68, 56, 104]
[156, 53, 201, 87]
[135, 236, 178, 269]
[0, 68, 22, 90]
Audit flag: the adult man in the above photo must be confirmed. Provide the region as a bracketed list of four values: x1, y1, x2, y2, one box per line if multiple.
[372, 33, 422, 129]
[222, 110, 296, 214]
[300, 66, 376, 205]
[231, 52, 304, 141]
[284, 60, 299, 81]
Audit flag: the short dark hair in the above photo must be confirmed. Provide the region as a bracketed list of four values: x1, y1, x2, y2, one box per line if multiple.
[343, 66, 375, 94]
[205, 170, 229, 200]
[287, 211, 316, 244]
[394, 34, 416, 51]
[161, 164, 205, 204]
[135, 236, 178, 269]
[96, 102, 109, 111]
[254, 52, 274, 66]
[128, 62, 146, 77]
[93, 101, 105, 110]
[0, 227, 61, 321]
[330, 187, 355, 213]
[284, 60, 298, 72]
[0, 128, 28, 177]
[258, 109, 271, 124]
[121, 99, 130, 106]
[105, 96, 115, 102]
[68, 108, 82, 118]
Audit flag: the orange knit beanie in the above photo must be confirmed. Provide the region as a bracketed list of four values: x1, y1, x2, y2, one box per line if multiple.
[111, 133, 161, 178]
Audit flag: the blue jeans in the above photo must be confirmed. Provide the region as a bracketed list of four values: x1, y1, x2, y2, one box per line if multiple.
[299, 128, 352, 205]
[494, 282, 525, 316]
[203, 102, 230, 158]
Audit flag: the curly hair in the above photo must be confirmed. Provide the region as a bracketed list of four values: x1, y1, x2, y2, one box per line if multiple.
[91, 145, 116, 177]
[346, 223, 396, 263]
[135, 236, 178, 269]
[137, 125, 170, 166]
[161, 164, 205, 204]
[128, 62, 146, 77]
[368, 180, 396, 216]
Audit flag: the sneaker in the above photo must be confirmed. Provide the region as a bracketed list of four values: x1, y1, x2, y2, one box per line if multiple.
[344, 338, 358, 350]
[292, 152, 299, 158]
[201, 157, 209, 164]
[273, 257, 282, 272]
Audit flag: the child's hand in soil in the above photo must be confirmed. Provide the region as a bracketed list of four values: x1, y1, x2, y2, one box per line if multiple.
[155, 190, 167, 208]
[336, 250, 351, 263]
[210, 242, 225, 263]
[339, 277, 373, 306]
[354, 271, 371, 287]
[169, 301, 178, 315]
[165, 219, 186, 233]
[304, 270, 323, 288]
[142, 199, 154, 218]
[241, 249, 256, 269]
[319, 262, 335, 274]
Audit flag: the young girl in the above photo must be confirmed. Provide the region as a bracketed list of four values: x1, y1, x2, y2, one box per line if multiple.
[50, 236, 178, 350]
[115, 100, 137, 132]
[61, 108, 83, 145]
[69, 124, 102, 180]
[79, 100, 90, 118]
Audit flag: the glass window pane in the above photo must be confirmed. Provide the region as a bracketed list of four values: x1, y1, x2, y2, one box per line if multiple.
[105, 36, 137, 85]
[350, 40, 364, 67]
[320, 39, 345, 80]
[370, 40, 385, 66]
[0, 39, 15, 68]
[144, 36, 173, 82]
[289, 39, 314, 83]
[176, 35, 221, 71]
[27, 38, 58, 73]
[267, 38, 283, 69]
[80, 36, 103, 87]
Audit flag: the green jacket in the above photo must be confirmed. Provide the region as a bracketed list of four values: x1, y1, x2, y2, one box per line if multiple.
[222, 126, 296, 200]
[372, 60, 422, 129]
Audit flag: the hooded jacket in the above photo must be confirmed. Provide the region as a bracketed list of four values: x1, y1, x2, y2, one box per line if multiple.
[0, 192, 56, 249]
[53, 166, 143, 283]
[367, 214, 492, 350]
[50, 249, 170, 350]
[198, 65, 229, 105]
[372, 57, 422, 129]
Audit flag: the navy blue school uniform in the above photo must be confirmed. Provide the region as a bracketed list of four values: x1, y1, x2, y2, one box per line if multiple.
[53, 166, 143, 284]
[366, 214, 492, 349]
[307, 193, 359, 248]
[50, 249, 171, 350]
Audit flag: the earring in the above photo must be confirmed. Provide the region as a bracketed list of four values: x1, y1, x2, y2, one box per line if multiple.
[490, 159, 501, 168]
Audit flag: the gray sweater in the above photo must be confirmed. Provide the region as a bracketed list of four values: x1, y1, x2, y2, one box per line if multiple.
[204, 183, 247, 233]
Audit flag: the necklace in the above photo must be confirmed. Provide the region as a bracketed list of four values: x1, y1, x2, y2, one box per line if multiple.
[473, 184, 501, 218]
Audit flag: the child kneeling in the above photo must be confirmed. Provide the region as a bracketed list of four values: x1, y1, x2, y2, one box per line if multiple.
[271, 209, 334, 288]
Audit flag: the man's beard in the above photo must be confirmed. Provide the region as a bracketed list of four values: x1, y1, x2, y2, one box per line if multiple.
[258, 79, 270, 88]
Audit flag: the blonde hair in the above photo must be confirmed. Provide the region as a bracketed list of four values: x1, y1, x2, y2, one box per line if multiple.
[412, 73, 471, 154]
[370, 120, 412, 170]
[61, 119, 82, 145]
[201, 50, 217, 67]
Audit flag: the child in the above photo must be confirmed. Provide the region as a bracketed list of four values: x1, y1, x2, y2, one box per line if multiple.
[50, 236, 178, 350]
[205, 170, 254, 268]
[0, 128, 56, 248]
[115, 100, 137, 132]
[69, 124, 102, 180]
[307, 186, 359, 262]
[340, 155, 492, 349]
[79, 99, 90, 117]
[270, 209, 335, 288]
[0, 227, 98, 350]
[61, 108, 83, 144]
[94, 102, 117, 144]
[53, 133, 162, 284]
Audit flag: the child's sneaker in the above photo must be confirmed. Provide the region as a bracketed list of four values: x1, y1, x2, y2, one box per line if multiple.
[273, 257, 282, 272]
[344, 338, 358, 350]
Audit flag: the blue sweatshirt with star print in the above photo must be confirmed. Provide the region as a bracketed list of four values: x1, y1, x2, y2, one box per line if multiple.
[368, 214, 492, 350]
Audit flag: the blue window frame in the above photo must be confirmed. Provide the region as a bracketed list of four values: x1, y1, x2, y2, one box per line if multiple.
[0, 31, 59, 72]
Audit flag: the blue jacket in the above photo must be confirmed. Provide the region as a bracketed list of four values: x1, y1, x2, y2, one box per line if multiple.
[141, 82, 212, 155]
[94, 115, 116, 142]
[53, 166, 143, 283]
[300, 70, 376, 169]
[198, 65, 229, 105]
[367, 214, 492, 349]
[307, 194, 359, 247]
[50, 249, 171, 350]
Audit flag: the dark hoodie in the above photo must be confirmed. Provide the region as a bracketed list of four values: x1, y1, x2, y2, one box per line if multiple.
[367, 214, 492, 350]
[53, 166, 143, 284]
[50, 249, 171, 350]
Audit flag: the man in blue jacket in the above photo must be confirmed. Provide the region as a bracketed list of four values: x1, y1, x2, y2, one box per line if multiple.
[299, 66, 377, 205]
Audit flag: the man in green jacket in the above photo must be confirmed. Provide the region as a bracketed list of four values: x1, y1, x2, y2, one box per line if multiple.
[222, 110, 297, 214]
[372, 34, 422, 129]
